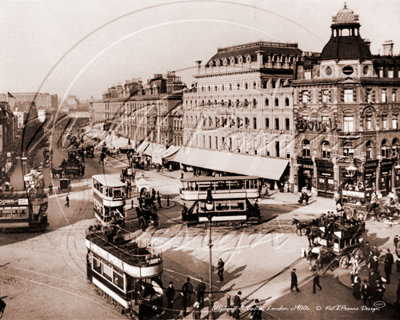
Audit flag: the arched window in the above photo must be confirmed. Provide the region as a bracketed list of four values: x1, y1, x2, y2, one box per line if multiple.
[321, 141, 330, 159]
[221, 84, 224, 91]
[208, 86, 211, 92]
[228, 99, 232, 107]
[253, 99, 257, 107]
[302, 140, 310, 157]
[381, 139, 390, 158]
[245, 82, 248, 90]
[253, 82, 257, 90]
[265, 98, 269, 107]
[214, 85, 218, 92]
[285, 98, 290, 107]
[230, 57, 235, 65]
[392, 138, 400, 156]
[275, 98, 279, 107]
[366, 140, 373, 160]
[229, 83, 233, 90]
[343, 142, 354, 157]
[236, 99, 240, 107]
[221, 100, 224, 106]
[237, 83, 240, 90]
[244, 99, 249, 107]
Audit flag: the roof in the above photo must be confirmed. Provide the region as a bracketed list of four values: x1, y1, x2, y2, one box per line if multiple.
[92, 174, 125, 187]
[205, 41, 302, 67]
[168, 147, 289, 181]
[320, 35, 371, 61]
[180, 175, 261, 182]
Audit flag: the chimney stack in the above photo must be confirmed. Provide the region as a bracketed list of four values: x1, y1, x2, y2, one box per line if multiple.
[195, 61, 202, 74]
[383, 40, 394, 56]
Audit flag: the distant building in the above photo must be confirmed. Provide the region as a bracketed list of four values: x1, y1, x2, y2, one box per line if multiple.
[11, 92, 52, 109]
[51, 94, 58, 109]
[66, 95, 79, 110]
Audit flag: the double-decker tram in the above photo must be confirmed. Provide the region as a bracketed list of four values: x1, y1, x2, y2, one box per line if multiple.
[180, 176, 262, 224]
[92, 174, 126, 227]
[0, 170, 49, 231]
[86, 225, 164, 319]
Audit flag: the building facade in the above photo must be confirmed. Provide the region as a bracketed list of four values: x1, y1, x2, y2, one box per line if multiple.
[182, 41, 302, 184]
[11, 92, 52, 109]
[96, 72, 184, 147]
[293, 4, 400, 198]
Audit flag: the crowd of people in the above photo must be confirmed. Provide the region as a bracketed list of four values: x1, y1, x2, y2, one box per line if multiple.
[347, 238, 400, 307]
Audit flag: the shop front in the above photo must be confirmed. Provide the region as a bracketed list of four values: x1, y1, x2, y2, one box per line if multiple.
[363, 160, 378, 192]
[338, 159, 363, 190]
[379, 159, 393, 197]
[394, 165, 400, 199]
[296, 156, 314, 192]
[315, 159, 334, 198]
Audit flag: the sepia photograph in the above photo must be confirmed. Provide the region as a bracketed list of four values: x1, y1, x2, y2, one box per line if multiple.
[1, 0, 400, 319]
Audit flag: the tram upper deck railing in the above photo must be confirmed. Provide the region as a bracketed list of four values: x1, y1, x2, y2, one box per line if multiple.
[180, 176, 261, 201]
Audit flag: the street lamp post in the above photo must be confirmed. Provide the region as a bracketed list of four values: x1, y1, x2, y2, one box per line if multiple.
[205, 188, 215, 320]
[21, 152, 28, 177]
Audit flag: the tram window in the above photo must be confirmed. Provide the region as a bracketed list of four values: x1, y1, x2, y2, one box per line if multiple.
[104, 207, 110, 217]
[102, 264, 113, 282]
[107, 187, 112, 197]
[0, 210, 3, 218]
[20, 209, 27, 218]
[93, 258, 102, 273]
[114, 188, 122, 198]
[127, 277, 135, 292]
[2, 209, 11, 218]
[12, 209, 19, 218]
[113, 272, 124, 290]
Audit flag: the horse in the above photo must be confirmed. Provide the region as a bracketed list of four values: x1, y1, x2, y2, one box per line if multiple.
[292, 218, 309, 236]
[305, 226, 321, 247]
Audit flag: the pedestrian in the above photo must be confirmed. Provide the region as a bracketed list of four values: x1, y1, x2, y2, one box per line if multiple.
[165, 281, 175, 310]
[394, 235, 399, 253]
[65, 195, 69, 207]
[370, 256, 379, 273]
[157, 191, 162, 208]
[181, 171, 184, 179]
[192, 301, 201, 319]
[361, 279, 372, 307]
[138, 197, 143, 209]
[195, 278, 206, 308]
[372, 245, 379, 258]
[361, 240, 371, 262]
[181, 277, 193, 317]
[373, 279, 385, 302]
[313, 271, 322, 293]
[217, 258, 224, 282]
[291, 268, 301, 292]
[396, 279, 400, 305]
[232, 291, 241, 319]
[49, 184, 53, 195]
[352, 274, 361, 299]
[250, 299, 262, 319]
[383, 249, 394, 284]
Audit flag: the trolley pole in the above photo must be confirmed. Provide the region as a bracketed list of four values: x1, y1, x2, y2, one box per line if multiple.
[208, 215, 215, 320]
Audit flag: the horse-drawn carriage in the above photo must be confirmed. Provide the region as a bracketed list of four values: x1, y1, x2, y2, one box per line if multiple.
[106, 147, 120, 158]
[136, 206, 159, 231]
[86, 145, 94, 158]
[306, 218, 365, 273]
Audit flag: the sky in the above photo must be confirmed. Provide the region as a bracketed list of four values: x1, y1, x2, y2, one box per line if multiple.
[1, 0, 399, 102]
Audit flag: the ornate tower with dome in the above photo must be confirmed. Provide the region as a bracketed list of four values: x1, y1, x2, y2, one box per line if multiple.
[292, 4, 400, 201]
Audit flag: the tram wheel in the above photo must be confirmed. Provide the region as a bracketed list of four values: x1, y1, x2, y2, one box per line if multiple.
[340, 255, 350, 269]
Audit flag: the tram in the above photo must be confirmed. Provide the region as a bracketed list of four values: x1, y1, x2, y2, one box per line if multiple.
[0, 170, 49, 231]
[86, 225, 164, 319]
[180, 176, 262, 224]
[92, 174, 126, 227]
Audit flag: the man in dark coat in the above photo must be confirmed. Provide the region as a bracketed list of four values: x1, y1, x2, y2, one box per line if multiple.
[361, 279, 372, 306]
[371, 245, 379, 259]
[361, 240, 371, 263]
[373, 280, 386, 302]
[157, 191, 162, 208]
[313, 271, 322, 293]
[195, 278, 206, 308]
[65, 195, 69, 207]
[384, 248, 394, 284]
[165, 281, 175, 310]
[370, 256, 379, 273]
[396, 279, 400, 305]
[232, 291, 241, 319]
[291, 268, 300, 292]
[250, 299, 262, 319]
[181, 277, 193, 317]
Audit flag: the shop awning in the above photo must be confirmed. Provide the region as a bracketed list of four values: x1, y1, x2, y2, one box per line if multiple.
[113, 137, 130, 149]
[152, 145, 167, 165]
[137, 141, 150, 154]
[168, 147, 289, 181]
[161, 146, 181, 159]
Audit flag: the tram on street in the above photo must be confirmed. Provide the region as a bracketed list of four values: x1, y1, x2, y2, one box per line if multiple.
[92, 174, 126, 227]
[86, 225, 164, 318]
[0, 191, 48, 231]
[180, 176, 262, 224]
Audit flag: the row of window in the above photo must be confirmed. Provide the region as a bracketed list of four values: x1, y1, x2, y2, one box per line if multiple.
[93, 181, 125, 198]
[186, 115, 291, 131]
[207, 55, 296, 67]
[92, 256, 125, 291]
[185, 97, 290, 108]
[0, 207, 28, 219]
[301, 138, 400, 160]
[299, 88, 398, 104]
